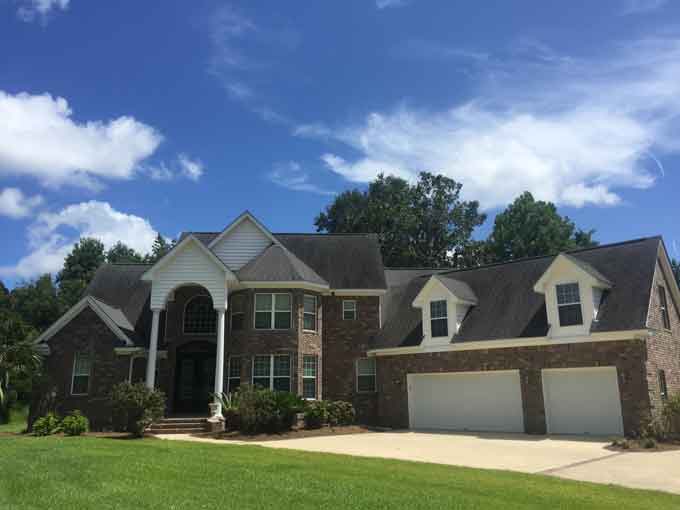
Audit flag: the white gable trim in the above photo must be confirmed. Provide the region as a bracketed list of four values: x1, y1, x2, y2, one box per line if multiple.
[412, 275, 476, 308]
[34, 296, 133, 348]
[208, 211, 280, 250]
[141, 234, 236, 282]
[534, 254, 611, 293]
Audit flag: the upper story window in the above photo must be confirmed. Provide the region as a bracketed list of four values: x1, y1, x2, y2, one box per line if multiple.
[184, 295, 216, 334]
[254, 293, 292, 330]
[343, 300, 357, 320]
[556, 283, 583, 327]
[430, 300, 448, 337]
[231, 294, 245, 331]
[303, 295, 317, 332]
[658, 285, 671, 330]
[71, 352, 90, 396]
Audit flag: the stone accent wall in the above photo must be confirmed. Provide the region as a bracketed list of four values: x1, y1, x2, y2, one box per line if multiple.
[645, 259, 680, 417]
[375, 339, 650, 436]
[322, 295, 381, 422]
[42, 307, 130, 429]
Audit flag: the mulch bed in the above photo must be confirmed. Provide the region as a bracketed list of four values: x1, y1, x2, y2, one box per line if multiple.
[214, 425, 373, 442]
[608, 438, 680, 452]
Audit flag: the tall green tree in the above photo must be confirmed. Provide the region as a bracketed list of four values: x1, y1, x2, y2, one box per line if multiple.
[486, 192, 597, 262]
[106, 242, 144, 264]
[0, 309, 39, 423]
[0, 280, 9, 311]
[144, 234, 172, 264]
[10, 275, 63, 333]
[315, 172, 486, 267]
[56, 238, 106, 308]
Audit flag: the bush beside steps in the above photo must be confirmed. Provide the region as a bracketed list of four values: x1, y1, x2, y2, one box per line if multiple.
[33, 410, 89, 436]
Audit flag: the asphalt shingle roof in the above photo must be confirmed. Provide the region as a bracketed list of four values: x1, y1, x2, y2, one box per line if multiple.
[236, 244, 328, 286]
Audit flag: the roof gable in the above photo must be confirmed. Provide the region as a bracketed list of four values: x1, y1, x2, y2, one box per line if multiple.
[533, 253, 612, 293]
[209, 213, 275, 270]
[236, 244, 328, 288]
[412, 274, 478, 307]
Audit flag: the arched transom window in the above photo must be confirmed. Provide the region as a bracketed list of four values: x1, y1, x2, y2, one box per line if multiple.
[184, 295, 216, 334]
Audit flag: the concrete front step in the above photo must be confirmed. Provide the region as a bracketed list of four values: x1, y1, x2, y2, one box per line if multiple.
[148, 416, 209, 434]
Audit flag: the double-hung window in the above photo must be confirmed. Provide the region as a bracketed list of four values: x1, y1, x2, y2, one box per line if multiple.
[659, 285, 671, 330]
[430, 300, 448, 337]
[303, 355, 317, 399]
[227, 357, 241, 393]
[71, 352, 91, 396]
[556, 283, 583, 327]
[303, 295, 317, 332]
[254, 294, 292, 330]
[356, 358, 376, 393]
[252, 354, 291, 392]
[231, 295, 245, 331]
[343, 300, 357, 320]
[659, 370, 668, 402]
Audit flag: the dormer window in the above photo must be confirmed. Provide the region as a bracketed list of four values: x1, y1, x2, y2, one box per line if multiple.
[556, 283, 583, 327]
[430, 300, 448, 337]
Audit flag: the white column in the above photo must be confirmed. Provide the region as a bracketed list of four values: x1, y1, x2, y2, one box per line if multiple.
[211, 308, 226, 417]
[145, 309, 161, 389]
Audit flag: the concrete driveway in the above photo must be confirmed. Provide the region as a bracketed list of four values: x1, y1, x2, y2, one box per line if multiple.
[258, 431, 680, 495]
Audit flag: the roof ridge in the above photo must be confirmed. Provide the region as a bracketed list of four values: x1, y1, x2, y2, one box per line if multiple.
[109, 262, 153, 266]
[436, 236, 661, 276]
[274, 232, 377, 237]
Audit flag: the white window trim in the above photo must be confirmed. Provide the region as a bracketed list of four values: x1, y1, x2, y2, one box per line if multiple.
[254, 293, 293, 330]
[555, 282, 584, 327]
[302, 355, 317, 400]
[430, 299, 448, 338]
[183, 294, 217, 336]
[303, 295, 318, 332]
[70, 352, 91, 396]
[227, 356, 241, 393]
[251, 354, 292, 391]
[343, 300, 357, 321]
[355, 357, 376, 393]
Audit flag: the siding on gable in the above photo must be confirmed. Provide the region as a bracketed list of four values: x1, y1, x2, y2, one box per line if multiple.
[150, 241, 227, 310]
[212, 218, 272, 270]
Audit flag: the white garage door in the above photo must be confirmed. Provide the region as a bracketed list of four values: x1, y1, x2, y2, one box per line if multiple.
[407, 370, 524, 433]
[542, 367, 624, 436]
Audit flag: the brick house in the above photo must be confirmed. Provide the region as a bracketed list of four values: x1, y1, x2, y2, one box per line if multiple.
[34, 212, 680, 436]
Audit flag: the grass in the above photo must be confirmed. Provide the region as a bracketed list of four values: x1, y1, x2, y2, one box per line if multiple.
[1, 437, 678, 509]
[0, 403, 28, 433]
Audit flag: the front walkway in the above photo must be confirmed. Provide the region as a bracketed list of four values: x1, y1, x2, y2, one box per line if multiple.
[156, 430, 680, 495]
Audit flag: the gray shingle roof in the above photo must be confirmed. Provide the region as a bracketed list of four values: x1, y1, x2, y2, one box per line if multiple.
[374, 237, 661, 349]
[236, 245, 328, 286]
[435, 275, 478, 304]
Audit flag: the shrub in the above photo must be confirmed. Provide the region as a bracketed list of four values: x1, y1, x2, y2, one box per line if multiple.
[110, 382, 165, 437]
[216, 392, 241, 431]
[641, 437, 657, 449]
[33, 413, 61, 436]
[327, 400, 355, 426]
[236, 386, 303, 434]
[61, 410, 89, 436]
[304, 400, 329, 429]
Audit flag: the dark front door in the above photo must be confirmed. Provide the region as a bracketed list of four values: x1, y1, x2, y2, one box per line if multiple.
[174, 346, 215, 414]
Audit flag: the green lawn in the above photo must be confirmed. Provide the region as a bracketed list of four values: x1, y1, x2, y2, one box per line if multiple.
[0, 436, 678, 510]
[0, 404, 28, 434]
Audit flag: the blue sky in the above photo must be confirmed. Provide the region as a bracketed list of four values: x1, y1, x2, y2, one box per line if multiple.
[1, 0, 679, 286]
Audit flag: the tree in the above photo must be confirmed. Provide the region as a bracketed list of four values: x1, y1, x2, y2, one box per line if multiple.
[485, 192, 597, 262]
[0, 309, 39, 423]
[56, 238, 106, 308]
[145, 234, 172, 264]
[0, 280, 9, 311]
[315, 172, 486, 267]
[106, 242, 144, 264]
[10, 275, 63, 333]
[672, 259, 680, 288]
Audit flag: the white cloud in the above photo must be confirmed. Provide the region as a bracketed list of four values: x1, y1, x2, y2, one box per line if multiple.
[376, 0, 409, 9]
[143, 154, 204, 182]
[268, 161, 335, 196]
[0, 201, 159, 279]
[16, 0, 69, 23]
[307, 36, 680, 209]
[621, 0, 667, 15]
[0, 188, 43, 218]
[0, 91, 163, 189]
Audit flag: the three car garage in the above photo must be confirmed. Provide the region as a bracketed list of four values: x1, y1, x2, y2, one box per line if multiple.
[407, 367, 624, 436]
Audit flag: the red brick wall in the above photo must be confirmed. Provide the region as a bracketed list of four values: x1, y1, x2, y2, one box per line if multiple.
[645, 259, 680, 416]
[375, 339, 650, 436]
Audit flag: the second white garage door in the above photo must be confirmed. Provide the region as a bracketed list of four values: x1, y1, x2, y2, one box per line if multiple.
[407, 370, 525, 433]
[542, 367, 624, 436]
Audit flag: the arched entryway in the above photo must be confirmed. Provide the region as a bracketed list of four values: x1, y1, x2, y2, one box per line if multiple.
[174, 341, 216, 414]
